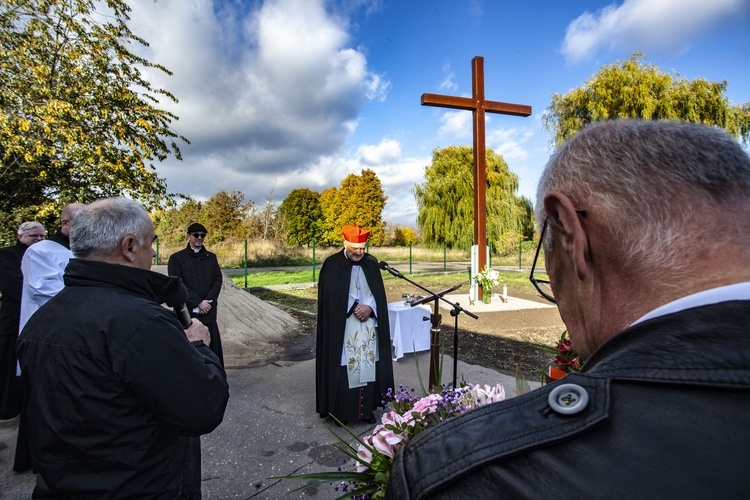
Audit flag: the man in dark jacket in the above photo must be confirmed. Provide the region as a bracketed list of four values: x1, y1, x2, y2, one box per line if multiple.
[16, 197, 229, 498]
[386, 120, 750, 498]
[168, 223, 224, 366]
[15, 203, 83, 472]
[316, 224, 393, 425]
[0, 222, 45, 420]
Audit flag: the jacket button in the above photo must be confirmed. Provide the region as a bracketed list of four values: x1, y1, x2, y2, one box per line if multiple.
[548, 383, 589, 415]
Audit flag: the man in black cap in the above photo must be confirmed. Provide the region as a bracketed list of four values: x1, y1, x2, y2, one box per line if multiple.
[167, 222, 225, 498]
[168, 223, 224, 366]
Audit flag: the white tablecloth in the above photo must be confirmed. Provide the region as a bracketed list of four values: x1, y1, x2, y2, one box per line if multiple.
[388, 301, 431, 360]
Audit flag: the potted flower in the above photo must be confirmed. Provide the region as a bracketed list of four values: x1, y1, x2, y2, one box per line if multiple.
[473, 266, 500, 303]
[533, 330, 583, 383]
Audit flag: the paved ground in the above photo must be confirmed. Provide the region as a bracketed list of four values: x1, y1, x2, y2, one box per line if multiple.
[1, 352, 538, 499]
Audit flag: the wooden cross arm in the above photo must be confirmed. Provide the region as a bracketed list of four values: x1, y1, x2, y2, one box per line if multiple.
[421, 93, 532, 117]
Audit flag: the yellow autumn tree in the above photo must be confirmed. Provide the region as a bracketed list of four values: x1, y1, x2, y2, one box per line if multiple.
[0, 0, 188, 239]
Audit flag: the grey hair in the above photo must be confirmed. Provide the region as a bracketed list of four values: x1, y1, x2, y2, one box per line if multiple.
[70, 197, 153, 258]
[536, 119, 750, 272]
[17, 221, 45, 235]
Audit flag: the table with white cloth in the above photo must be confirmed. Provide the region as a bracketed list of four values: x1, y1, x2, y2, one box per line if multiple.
[388, 301, 432, 360]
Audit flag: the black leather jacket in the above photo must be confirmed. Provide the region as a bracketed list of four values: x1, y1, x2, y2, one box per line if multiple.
[386, 300, 750, 499]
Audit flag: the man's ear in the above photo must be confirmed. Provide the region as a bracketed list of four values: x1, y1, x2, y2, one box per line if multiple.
[120, 235, 138, 264]
[543, 191, 590, 281]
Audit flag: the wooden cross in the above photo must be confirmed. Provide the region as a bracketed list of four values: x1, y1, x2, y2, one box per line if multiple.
[422, 56, 531, 290]
[421, 56, 531, 388]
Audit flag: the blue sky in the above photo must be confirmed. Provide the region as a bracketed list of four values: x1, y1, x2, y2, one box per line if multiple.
[127, 0, 750, 227]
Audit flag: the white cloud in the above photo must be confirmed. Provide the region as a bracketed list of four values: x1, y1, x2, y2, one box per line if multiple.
[357, 139, 401, 165]
[436, 110, 472, 139]
[488, 127, 533, 162]
[125, 0, 390, 206]
[440, 62, 459, 92]
[370, 156, 430, 226]
[561, 0, 749, 65]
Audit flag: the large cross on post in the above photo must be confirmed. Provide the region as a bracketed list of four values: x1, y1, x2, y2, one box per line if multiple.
[421, 56, 531, 388]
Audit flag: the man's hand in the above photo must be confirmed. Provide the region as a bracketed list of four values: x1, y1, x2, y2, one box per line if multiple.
[198, 299, 213, 314]
[184, 318, 211, 346]
[354, 304, 373, 322]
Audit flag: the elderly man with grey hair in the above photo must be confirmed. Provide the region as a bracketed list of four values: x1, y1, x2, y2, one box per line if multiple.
[385, 120, 750, 499]
[18, 202, 84, 335]
[17, 197, 229, 498]
[0, 221, 45, 420]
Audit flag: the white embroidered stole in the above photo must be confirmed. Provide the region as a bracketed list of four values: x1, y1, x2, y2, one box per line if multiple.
[341, 266, 378, 388]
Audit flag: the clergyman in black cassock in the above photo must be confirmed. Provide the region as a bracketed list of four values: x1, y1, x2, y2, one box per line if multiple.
[316, 224, 394, 424]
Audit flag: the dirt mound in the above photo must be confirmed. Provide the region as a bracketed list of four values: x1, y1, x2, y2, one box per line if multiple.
[152, 265, 302, 368]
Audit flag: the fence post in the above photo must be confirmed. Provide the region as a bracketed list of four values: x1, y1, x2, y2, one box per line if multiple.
[155, 239, 160, 265]
[409, 242, 413, 275]
[244, 239, 248, 289]
[443, 244, 447, 272]
[312, 240, 316, 282]
[519, 240, 522, 270]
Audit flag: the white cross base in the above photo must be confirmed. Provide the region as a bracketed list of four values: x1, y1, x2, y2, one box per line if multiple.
[470, 244, 491, 302]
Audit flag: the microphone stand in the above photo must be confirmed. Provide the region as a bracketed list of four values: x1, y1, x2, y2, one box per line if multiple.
[382, 264, 477, 389]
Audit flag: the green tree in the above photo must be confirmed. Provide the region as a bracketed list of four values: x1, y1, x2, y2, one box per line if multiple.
[0, 0, 188, 240]
[319, 169, 387, 246]
[152, 198, 202, 246]
[200, 190, 253, 244]
[279, 188, 323, 247]
[544, 53, 750, 146]
[414, 145, 531, 249]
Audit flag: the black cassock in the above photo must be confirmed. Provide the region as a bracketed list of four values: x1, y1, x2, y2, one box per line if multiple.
[315, 249, 394, 422]
[0, 241, 27, 419]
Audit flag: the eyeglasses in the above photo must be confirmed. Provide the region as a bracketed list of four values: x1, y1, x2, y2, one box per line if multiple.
[529, 218, 555, 303]
[190, 233, 206, 239]
[21, 233, 45, 240]
[529, 210, 587, 304]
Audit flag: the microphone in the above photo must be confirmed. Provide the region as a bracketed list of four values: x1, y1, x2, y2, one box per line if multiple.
[346, 299, 359, 318]
[379, 261, 404, 278]
[165, 281, 193, 329]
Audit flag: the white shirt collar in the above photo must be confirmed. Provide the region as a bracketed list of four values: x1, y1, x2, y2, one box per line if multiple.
[632, 282, 750, 326]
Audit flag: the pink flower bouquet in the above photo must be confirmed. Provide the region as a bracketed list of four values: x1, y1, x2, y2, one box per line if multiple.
[275, 383, 505, 499]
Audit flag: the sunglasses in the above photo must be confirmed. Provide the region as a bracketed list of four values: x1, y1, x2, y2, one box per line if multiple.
[190, 233, 207, 238]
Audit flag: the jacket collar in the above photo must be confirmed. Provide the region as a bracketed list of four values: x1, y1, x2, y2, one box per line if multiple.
[64, 258, 183, 305]
[48, 229, 70, 249]
[184, 243, 207, 255]
[581, 300, 750, 387]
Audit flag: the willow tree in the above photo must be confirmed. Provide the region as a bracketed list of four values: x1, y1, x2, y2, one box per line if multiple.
[414, 145, 532, 249]
[544, 53, 750, 146]
[0, 0, 188, 238]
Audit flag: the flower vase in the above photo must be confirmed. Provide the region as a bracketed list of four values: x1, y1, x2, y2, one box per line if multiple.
[482, 289, 492, 304]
